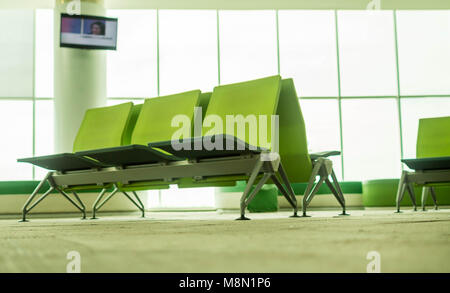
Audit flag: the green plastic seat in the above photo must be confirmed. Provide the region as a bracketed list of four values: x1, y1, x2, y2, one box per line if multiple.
[131, 90, 201, 145]
[18, 102, 134, 172]
[178, 76, 282, 187]
[17, 102, 137, 221]
[200, 77, 312, 186]
[117, 90, 202, 191]
[73, 102, 135, 152]
[401, 117, 450, 174]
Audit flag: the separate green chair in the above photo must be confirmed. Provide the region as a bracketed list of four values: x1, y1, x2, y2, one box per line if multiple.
[397, 116, 450, 212]
[17, 102, 135, 221]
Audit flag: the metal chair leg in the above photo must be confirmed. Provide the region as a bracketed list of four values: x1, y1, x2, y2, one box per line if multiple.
[132, 191, 146, 217]
[271, 174, 298, 217]
[430, 187, 438, 210]
[303, 176, 325, 217]
[21, 187, 54, 222]
[122, 191, 146, 218]
[406, 183, 417, 211]
[277, 163, 299, 217]
[421, 186, 430, 211]
[236, 173, 271, 221]
[330, 170, 348, 216]
[302, 161, 322, 217]
[325, 178, 348, 216]
[72, 191, 86, 219]
[91, 188, 112, 219]
[20, 172, 53, 222]
[396, 171, 407, 213]
[54, 187, 86, 219]
[236, 159, 264, 220]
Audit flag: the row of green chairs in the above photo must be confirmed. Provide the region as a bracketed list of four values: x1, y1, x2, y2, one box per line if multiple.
[18, 75, 346, 221]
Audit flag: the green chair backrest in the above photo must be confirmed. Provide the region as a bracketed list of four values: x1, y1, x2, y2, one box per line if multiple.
[178, 77, 281, 189]
[277, 79, 312, 183]
[73, 102, 133, 152]
[202, 75, 281, 149]
[123, 103, 143, 146]
[198, 92, 212, 118]
[131, 90, 201, 145]
[417, 116, 450, 158]
[199, 76, 311, 183]
[203, 75, 281, 150]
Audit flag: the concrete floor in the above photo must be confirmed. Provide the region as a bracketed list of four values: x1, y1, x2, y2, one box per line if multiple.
[0, 208, 449, 273]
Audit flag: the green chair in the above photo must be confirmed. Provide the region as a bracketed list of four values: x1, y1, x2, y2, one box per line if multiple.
[17, 102, 135, 221]
[397, 116, 450, 212]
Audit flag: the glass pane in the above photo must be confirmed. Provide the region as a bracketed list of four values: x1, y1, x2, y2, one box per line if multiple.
[0, 101, 33, 180]
[160, 186, 215, 208]
[396, 11, 450, 95]
[279, 10, 338, 97]
[342, 99, 402, 180]
[35, 100, 54, 178]
[401, 98, 450, 159]
[0, 9, 34, 97]
[219, 10, 278, 84]
[35, 9, 54, 98]
[35, 100, 54, 156]
[107, 10, 157, 97]
[159, 10, 218, 96]
[300, 99, 342, 179]
[338, 11, 397, 96]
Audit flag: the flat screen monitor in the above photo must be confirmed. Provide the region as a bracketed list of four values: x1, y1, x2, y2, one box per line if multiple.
[60, 13, 118, 50]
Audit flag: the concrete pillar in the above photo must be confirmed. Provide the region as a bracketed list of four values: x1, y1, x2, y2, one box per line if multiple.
[54, 0, 106, 153]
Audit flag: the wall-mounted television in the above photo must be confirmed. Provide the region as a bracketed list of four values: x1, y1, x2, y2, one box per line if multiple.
[60, 13, 118, 50]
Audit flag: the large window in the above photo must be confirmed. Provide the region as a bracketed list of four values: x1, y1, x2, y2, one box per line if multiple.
[106, 10, 158, 98]
[0, 101, 33, 180]
[278, 10, 338, 97]
[337, 11, 397, 96]
[0, 9, 52, 181]
[218, 10, 278, 84]
[159, 10, 218, 95]
[1, 8, 449, 208]
[342, 99, 402, 180]
[396, 11, 450, 95]
[300, 99, 342, 178]
[0, 10, 34, 98]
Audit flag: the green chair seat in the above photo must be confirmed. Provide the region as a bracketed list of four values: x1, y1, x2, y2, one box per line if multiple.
[18, 102, 134, 172]
[118, 90, 202, 191]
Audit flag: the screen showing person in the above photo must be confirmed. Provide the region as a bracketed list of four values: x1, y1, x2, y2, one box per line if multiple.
[85, 20, 106, 36]
[60, 14, 117, 50]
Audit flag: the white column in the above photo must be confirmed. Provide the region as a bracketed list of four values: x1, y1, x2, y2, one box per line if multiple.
[54, 0, 106, 153]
